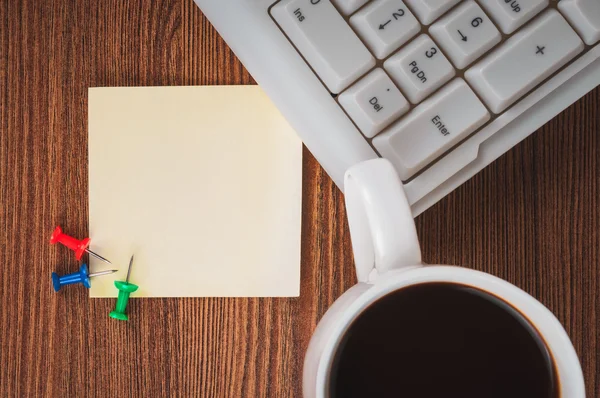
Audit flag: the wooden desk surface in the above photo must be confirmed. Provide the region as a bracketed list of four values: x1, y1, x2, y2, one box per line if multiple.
[1, 1, 598, 396]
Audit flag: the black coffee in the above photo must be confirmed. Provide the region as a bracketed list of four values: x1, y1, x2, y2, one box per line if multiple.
[329, 283, 558, 398]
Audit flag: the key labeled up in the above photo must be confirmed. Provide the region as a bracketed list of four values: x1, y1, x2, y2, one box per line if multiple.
[479, 0, 548, 33]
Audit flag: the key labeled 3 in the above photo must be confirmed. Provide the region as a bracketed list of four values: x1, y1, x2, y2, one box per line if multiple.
[384, 34, 455, 104]
[350, 0, 421, 59]
[339, 69, 410, 138]
[430, 1, 501, 69]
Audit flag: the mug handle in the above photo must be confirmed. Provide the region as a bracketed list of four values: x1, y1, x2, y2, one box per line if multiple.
[344, 159, 422, 282]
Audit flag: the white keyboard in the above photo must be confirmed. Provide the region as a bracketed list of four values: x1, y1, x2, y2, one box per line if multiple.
[195, 0, 600, 215]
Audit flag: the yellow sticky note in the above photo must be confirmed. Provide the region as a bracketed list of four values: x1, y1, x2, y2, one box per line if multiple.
[88, 86, 302, 297]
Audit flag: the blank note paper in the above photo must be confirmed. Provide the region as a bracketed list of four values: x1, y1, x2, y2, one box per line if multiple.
[88, 86, 302, 297]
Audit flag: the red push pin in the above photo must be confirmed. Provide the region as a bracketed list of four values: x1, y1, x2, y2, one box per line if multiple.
[50, 226, 112, 265]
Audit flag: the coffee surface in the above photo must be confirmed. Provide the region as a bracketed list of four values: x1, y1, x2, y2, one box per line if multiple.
[329, 283, 558, 398]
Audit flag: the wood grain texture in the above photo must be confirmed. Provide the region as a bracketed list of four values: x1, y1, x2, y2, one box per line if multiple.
[0, 0, 598, 396]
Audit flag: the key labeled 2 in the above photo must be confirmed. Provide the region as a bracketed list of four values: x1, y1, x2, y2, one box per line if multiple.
[350, 0, 421, 59]
[430, 1, 501, 69]
[384, 34, 455, 104]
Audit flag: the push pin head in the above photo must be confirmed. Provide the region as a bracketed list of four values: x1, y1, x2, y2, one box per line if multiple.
[51, 264, 117, 292]
[109, 255, 139, 321]
[50, 226, 112, 265]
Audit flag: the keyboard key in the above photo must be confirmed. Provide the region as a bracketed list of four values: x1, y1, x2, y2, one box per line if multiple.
[332, 0, 370, 15]
[339, 69, 411, 138]
[558, 0, 600, 45]
[478, 0, 549, 34]
[384, 34, 455, 104]
[350, 0, 421, 59]
[373, 78, 490, 180]
[404, 0, 461, 25]
[429, 1, 501, 69]
[465, 10, 584, 113]
[272, 0, 376, 93]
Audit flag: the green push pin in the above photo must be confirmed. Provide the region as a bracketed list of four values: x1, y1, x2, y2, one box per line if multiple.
[109, 254, 138, 321]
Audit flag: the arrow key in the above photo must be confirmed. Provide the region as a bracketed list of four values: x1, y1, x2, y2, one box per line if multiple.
[430, 1, 501, 69]
[350, 0, 421, 59]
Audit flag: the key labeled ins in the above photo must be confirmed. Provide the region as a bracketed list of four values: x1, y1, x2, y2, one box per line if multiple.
[292, 0, 323, 21]
[339, 69, 410, 138]
[271, 0, 375, 93]
[384, 35, 455, 104]
[350, 0, 421, 59]
[373, 78, 490, 181]
[430, 1, 502, 69]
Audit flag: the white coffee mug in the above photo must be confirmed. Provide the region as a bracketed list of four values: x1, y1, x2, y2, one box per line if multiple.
[303, 158, 585, 398]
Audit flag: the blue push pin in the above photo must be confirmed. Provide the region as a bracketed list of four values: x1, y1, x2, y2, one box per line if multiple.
[51, 264, 117, 292]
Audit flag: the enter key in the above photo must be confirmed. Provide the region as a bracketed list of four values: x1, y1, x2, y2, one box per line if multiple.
[373, 78, 490, 181]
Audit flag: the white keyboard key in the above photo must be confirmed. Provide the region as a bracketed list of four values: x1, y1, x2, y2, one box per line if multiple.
[350, 0, 421, 59]
[339, 69, 411, 138]
[558, 0, 600, 45]
[272, 0, 376, 93]
[404, 0, 461, 24]
[478, 0, 549, 34]
[384, 34, 455, 104]
[429, 1, 502, 69]
[373, 79, 490, 180]
[465, 10, 584, 113]
[332, 0, 370, 15]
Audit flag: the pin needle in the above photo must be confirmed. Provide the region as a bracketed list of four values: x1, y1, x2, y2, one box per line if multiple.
[86, 250, 113, 265]
[125, 254, 134, 283]
[89, 269, 118, 278]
